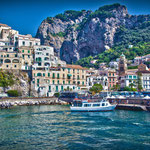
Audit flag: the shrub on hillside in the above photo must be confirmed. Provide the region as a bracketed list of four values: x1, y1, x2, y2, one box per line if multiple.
[7, 90, 20, 97]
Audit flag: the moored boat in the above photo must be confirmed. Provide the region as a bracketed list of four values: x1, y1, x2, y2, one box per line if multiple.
[70, 98, 116, 112]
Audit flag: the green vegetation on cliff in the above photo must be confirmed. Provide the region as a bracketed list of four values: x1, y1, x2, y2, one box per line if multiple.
[76, 42, 150, 68]
[0, 70, 15, 92]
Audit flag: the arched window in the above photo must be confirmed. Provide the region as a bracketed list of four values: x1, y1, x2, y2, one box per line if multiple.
[12, 59, 19, 63]
[44, 57, 49, 61]
[4, 59, 11, 63]
[44, 63, 50, 66]
[37, 73, 42, 76]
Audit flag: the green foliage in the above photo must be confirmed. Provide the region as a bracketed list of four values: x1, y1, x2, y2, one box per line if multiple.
[46, 17, 54, 24]
[54, 92, 60, 97]
[111, 84, 120, 91]
[55, 10, 83, 21]
[0, 70, 15, 92]
[51, 32, 66, 37]
[76, 42, 150, 68]
[55, 14, 68, 21]
[128, 66, 138, 69]
[89, 84, 103, 95]
[123, 86, 137, 91]
[7, 90, 19, 97]
[98, 3, 123, 11]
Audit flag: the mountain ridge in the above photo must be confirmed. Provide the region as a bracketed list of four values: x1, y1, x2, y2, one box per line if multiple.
[36, 3, 150, 63]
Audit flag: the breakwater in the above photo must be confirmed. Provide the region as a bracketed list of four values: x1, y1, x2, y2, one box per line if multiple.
[0, 97, 67, 108]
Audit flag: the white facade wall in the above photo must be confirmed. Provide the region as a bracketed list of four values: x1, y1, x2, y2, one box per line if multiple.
[87, 75, 108, 91]
[141, 74, 150, 91]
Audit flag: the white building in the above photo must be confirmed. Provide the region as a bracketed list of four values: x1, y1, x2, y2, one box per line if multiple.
[109, 61, 118, 69]
[32, 45, 66, 70]
[120, 73, 138, 89]
[13, 34, 40, 47]
[87, 74, 108, 91]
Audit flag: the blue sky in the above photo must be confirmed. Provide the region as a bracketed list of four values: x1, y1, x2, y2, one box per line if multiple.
[0, 0, 150, 36]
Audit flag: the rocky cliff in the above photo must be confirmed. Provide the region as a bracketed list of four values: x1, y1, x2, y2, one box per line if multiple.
[36, 3, 150, 63]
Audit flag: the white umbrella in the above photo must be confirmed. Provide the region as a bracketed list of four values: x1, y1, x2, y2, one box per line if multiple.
[106, 95, 111, 99]
[144, 95, 150, 99]
[110, 95, 115, 99]
[118, 95, 125, 99]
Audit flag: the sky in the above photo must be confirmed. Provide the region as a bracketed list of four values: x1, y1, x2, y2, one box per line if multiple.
[0, 0, 150, 36]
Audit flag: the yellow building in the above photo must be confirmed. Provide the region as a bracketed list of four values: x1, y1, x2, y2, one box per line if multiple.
[32, 65, 87, 97]
[0, 50, 22, 70]
[19, 46, 34, 70]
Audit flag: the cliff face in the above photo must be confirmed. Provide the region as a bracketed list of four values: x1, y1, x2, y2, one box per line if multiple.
[36, 4, 150, 63]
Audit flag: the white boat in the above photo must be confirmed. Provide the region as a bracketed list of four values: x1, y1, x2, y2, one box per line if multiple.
[70, 98, 116, 112]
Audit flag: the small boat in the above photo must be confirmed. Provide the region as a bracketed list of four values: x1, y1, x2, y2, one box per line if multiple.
[70, 98, 116, 112]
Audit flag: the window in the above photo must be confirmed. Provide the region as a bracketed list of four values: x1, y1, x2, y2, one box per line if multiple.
[61, 86, 63, 91]
[14, 65, 17, 68]
[84, 104, 91, 107]
[48, 73, 50, 77]
[93, 104, 100, 107]
[43, 73, 45, 77]
[109, 79, 111, 82]
[52, 73, 55, 79]
[22, 41, 25, 46]
[46, 53, 49, 56]
[82, 81, 84, 85]
[22, 55, 24, 59]
[57, 80, 59, 84]
[56, 86, 58, 92]
[77, 75, 80, 80]
[102, 103, 105, 106]
[28, 55, 30, 58]
[30, 42, 32, 46]
[77, 69, 79, 74]
[63, 81, 65, 84]
[28, 50, 30, 53]
[53, 80, 55, 84]
[6, 65, 9, 68]
[7, 54, 9, 57]
[68, 81, 70, 84]
[49, 86, 51, 92]
[1, 55, 3, 57]
[5, 59, 11, 63]
[63, 74, 65, 78]
[22, 50, 24, 53]
[15, 54, 17, 57]
[37, 73, 42, 76]
[12, 59, 19, 63]
[68, 68, 71, 73]
[37, 79, 39, 83]
[73, 69, 75, 73]
[82, 75, 84, 79]
[57, 73, 59, 79]
[129, 75, 132, 79]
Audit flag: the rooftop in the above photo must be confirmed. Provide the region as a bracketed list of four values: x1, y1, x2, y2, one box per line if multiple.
[66, 64, 87, 70]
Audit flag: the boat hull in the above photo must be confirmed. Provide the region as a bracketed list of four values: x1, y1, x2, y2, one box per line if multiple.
[70, 105, 116, 112]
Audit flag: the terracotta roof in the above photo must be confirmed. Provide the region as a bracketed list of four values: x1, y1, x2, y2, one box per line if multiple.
[66, 64, 87, 70]
[0, 23, 9, 27]
[136, 70, 150, 74]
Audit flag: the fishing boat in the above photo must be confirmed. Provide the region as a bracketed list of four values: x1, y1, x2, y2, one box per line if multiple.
[70, 98, 116, 112]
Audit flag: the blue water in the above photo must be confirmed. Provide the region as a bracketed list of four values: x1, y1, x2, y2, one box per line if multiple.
[0, 105, 150, 150]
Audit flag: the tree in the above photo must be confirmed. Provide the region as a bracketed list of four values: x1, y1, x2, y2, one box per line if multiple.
[0, 71, 15, 92]
[112, 84, 120, 91]
[129, 83, 135, 89]
[89, 84, 103, 95]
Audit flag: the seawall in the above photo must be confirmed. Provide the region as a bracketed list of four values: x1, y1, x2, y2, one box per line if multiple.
[0, 97, 67, 108]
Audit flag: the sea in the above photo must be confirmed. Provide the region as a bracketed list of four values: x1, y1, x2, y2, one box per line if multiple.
[0, 105, 150, 150]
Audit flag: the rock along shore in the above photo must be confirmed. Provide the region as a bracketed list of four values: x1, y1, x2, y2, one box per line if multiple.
[0, 97, 68, 109]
